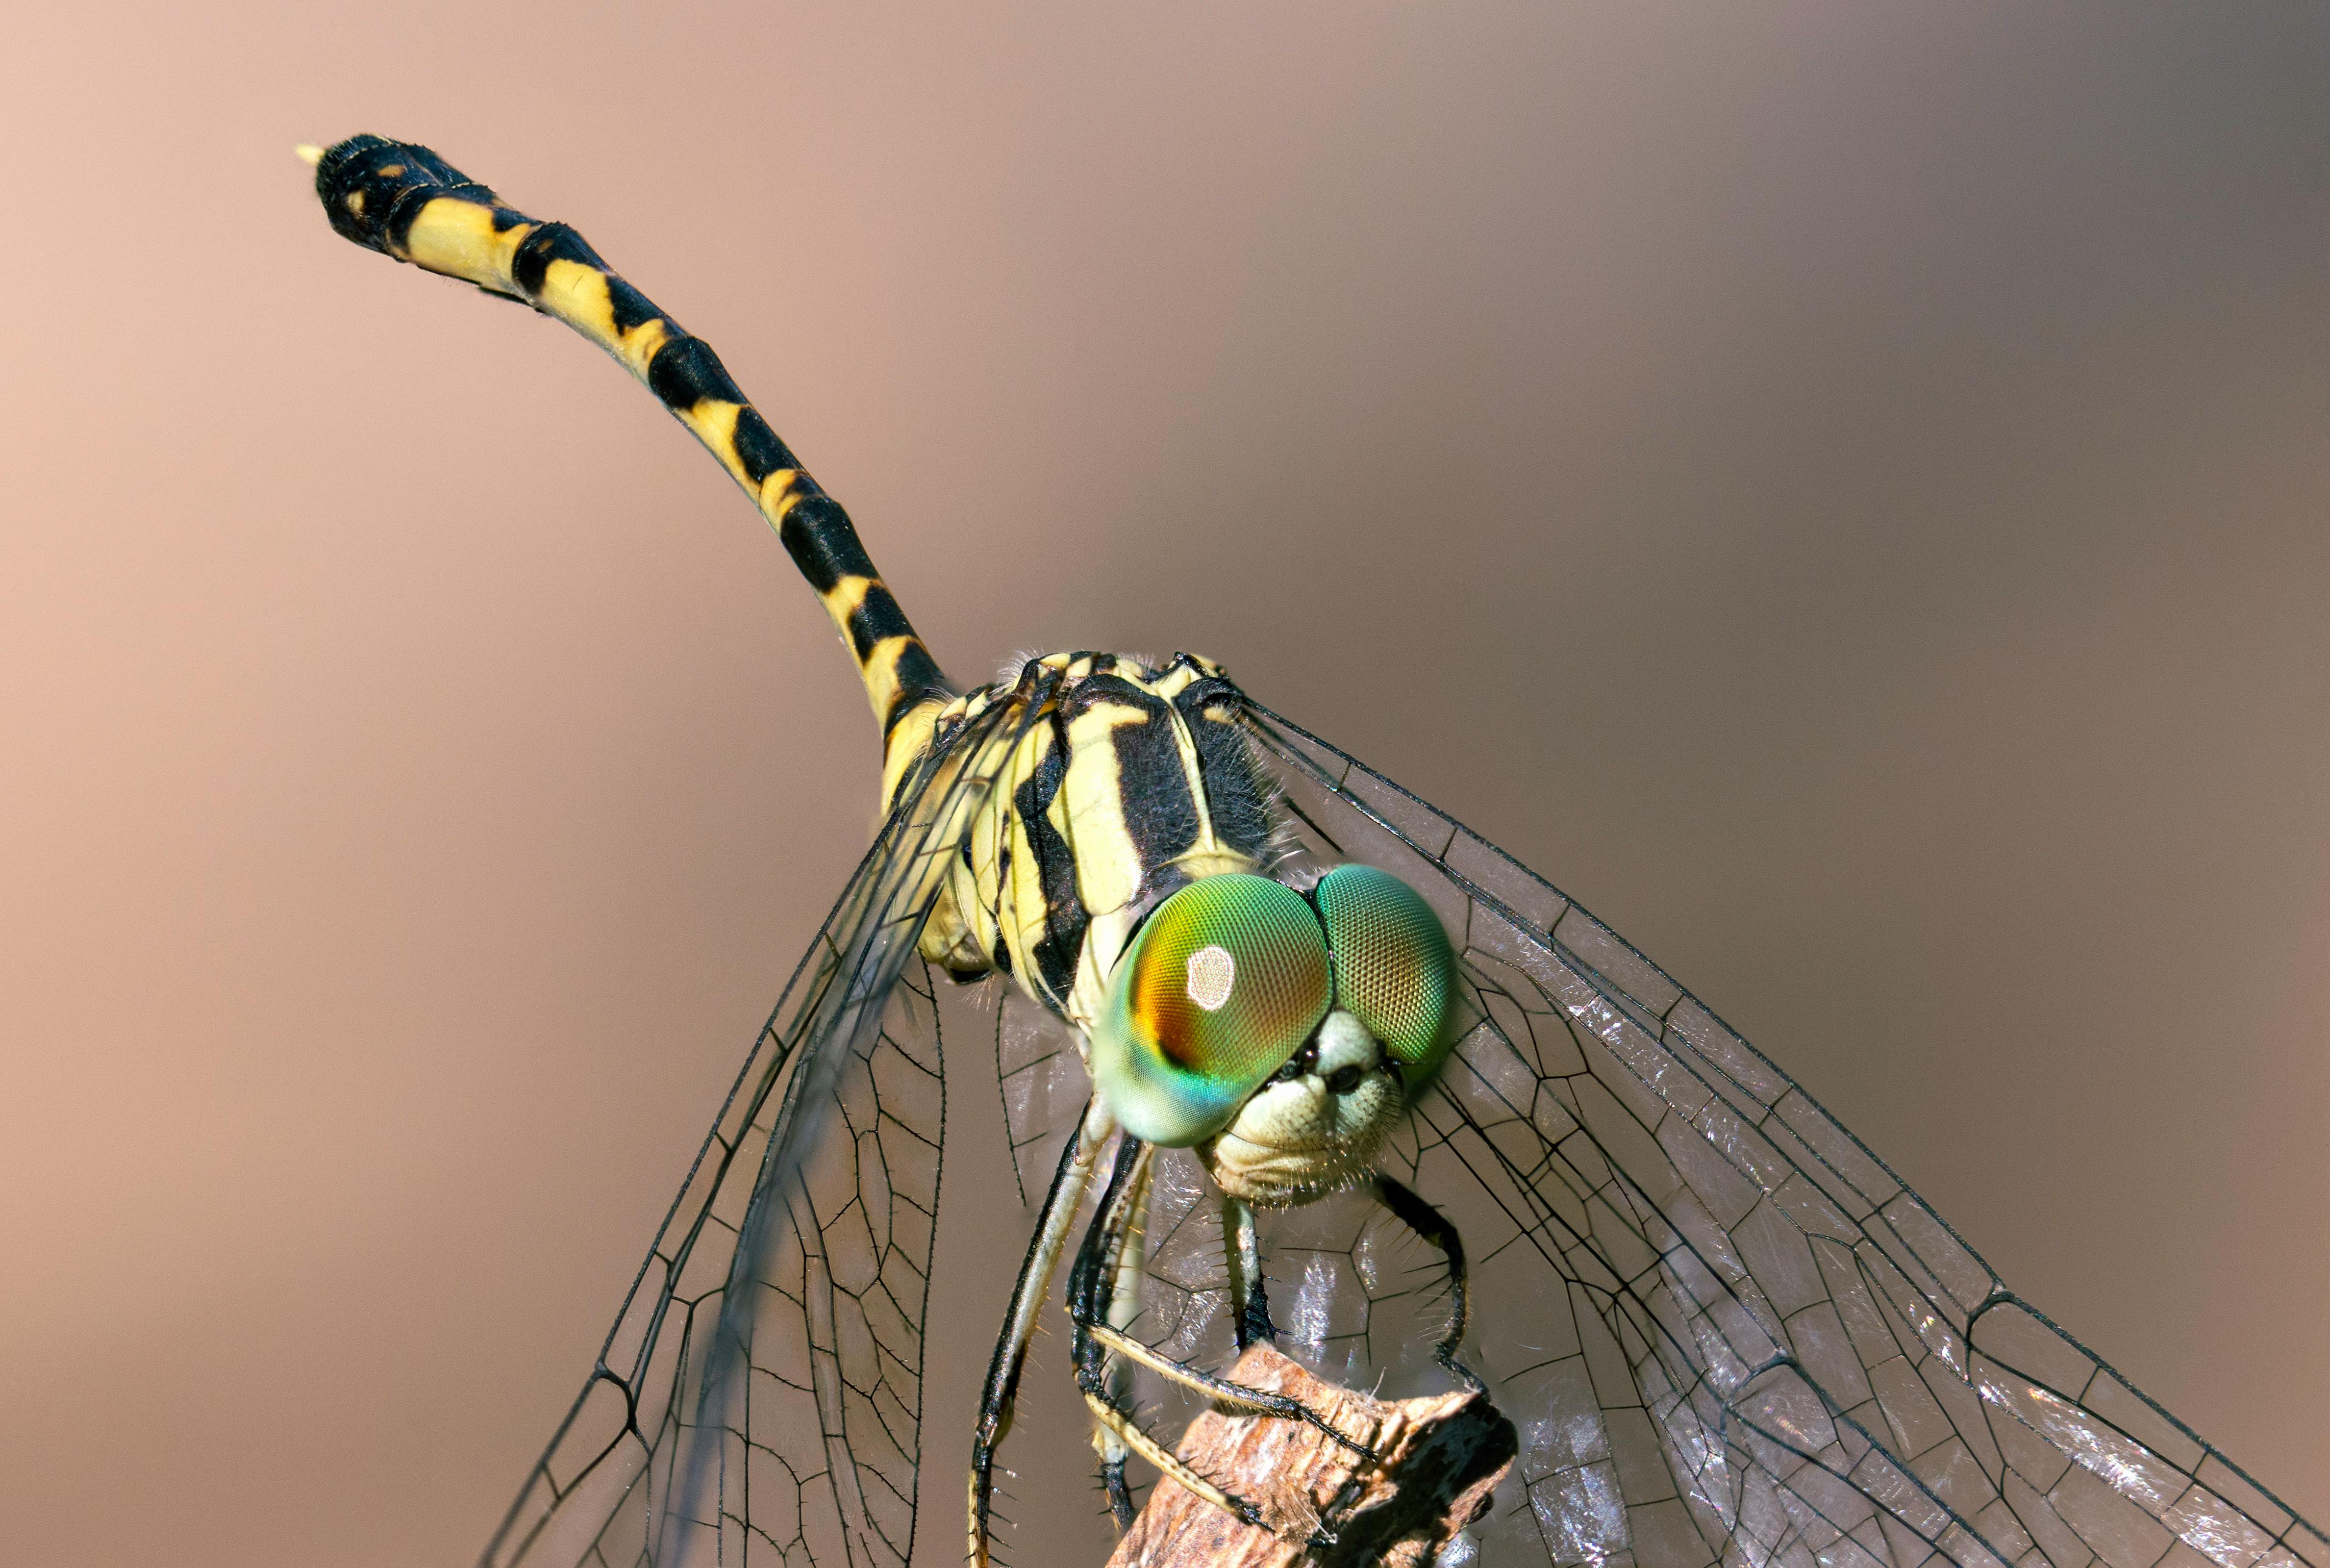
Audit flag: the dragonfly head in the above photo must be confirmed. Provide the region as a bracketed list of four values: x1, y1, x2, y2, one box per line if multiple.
[1088, 865, 1460, 1202]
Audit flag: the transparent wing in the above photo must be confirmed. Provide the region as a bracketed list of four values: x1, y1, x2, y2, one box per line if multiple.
[482, 697, 1035, 1568]
[994, 982, 1087, 1209]
[1233, 699, 2323, 1568]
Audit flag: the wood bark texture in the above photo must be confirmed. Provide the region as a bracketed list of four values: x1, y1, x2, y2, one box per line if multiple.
[1103, 1345, 1516, 1568]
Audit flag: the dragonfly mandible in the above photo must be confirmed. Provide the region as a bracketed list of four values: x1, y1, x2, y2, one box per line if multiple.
[303, 136, 2322, 1568]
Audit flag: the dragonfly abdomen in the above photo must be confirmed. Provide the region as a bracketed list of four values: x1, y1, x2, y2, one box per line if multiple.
[308, 135, 953, 740]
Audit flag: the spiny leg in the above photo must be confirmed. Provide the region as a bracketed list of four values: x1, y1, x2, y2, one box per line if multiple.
[1081, 1158, 1367, 1522]
[1067, 1136, 1150, 1530]
[1066, 1147, 1374, 1547]
[1068, 1140, 1309, 1542]
[969, 1100, 1115, 1568]
[1372, 1173, 1487, 1393]
[1221, 1192, 1277, 1350]
[1096, 1148, 1153, 1529]
[1074, 1163, 1375, 1463]
[1076, 1325, 1378, 1463]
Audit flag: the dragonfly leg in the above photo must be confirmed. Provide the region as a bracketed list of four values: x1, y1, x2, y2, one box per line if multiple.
[1086, 1185, 1377, 1461]
[1372, 1173, 1488, 1393]
[969, 1099, 1115, 1568]
[1062, 1142, 1342, 1547]
[1078, 1322, 1380, 1462]
[1096, 1146, 1152, 1530]
[1220, 1193, 1277, 1348]
[1079, 1389, 1338, 1552]
[1068, 1147, 1379, 1544]
[1068, 1135, 1151, 1531]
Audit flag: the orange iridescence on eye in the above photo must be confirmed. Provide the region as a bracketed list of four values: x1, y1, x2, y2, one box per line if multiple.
[1125, 875, 1330, 1077]
[1089, 873, 1335, 1145]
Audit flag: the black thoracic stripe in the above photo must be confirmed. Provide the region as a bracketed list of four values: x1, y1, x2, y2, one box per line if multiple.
[1176, 679, 1272, 858]
[846, 584, 915, 661]
[1064, 680, 1198, 873]
[989, 840, 1015, 978]
[1015, 723, 1086, 1005]
[1057, 672, 1148, 717]
[1057, 671, 1143, 733]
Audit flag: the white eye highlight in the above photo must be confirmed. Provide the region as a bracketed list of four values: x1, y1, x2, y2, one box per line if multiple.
[1185, 945, 1236, 1011]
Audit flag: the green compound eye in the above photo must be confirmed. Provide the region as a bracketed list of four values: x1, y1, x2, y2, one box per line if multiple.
[1092, 874, 1333, 1147]
[1314, 864, 1459, 1085]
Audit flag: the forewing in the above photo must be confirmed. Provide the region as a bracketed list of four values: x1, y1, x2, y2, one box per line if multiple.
[482, 700, 1032, 1568]
[1239, 700, 2321, 1568]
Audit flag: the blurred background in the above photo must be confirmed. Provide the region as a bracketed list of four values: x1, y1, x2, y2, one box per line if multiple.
[2, 4, 2324, 1564]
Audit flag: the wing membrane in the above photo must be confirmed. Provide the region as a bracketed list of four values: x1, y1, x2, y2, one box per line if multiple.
[993, 983, 1091, 1208]
[1238, 699, 2322, 1568]
[483, 698, 1034, 1568]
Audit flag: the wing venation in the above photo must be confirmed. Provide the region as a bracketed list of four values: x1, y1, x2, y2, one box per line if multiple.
[1233, 698, 2320, 1568]
[481, 698, 1037, 1568]
[477, 685, 2317, 1568]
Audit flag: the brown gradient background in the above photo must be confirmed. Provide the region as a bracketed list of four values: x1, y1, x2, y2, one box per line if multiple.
[3, 4, 2325, 1564]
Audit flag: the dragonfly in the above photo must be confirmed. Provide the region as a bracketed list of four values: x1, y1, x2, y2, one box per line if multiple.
[303, 135, 2321, 1568]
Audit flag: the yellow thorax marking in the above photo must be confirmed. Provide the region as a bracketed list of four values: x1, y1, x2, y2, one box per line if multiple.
[1061, 701, 1155, 922]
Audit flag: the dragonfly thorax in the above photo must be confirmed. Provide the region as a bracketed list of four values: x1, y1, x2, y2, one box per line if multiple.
[906, 650, 1276, 1023]
[899, 653, 1465, 1198]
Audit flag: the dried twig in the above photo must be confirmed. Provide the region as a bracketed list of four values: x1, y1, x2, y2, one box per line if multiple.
[1104, 1346, 1516, 1567]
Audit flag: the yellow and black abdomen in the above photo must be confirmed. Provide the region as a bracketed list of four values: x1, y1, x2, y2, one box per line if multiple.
[307, 139, 1278, 1036]
[311, 136, 950, 741]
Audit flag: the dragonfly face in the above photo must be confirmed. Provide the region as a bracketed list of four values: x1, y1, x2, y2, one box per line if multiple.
[303, 136, 2322, 1568]
[1193, 1006, 1406, 1204]
[1087, 862, 1462, 1203]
